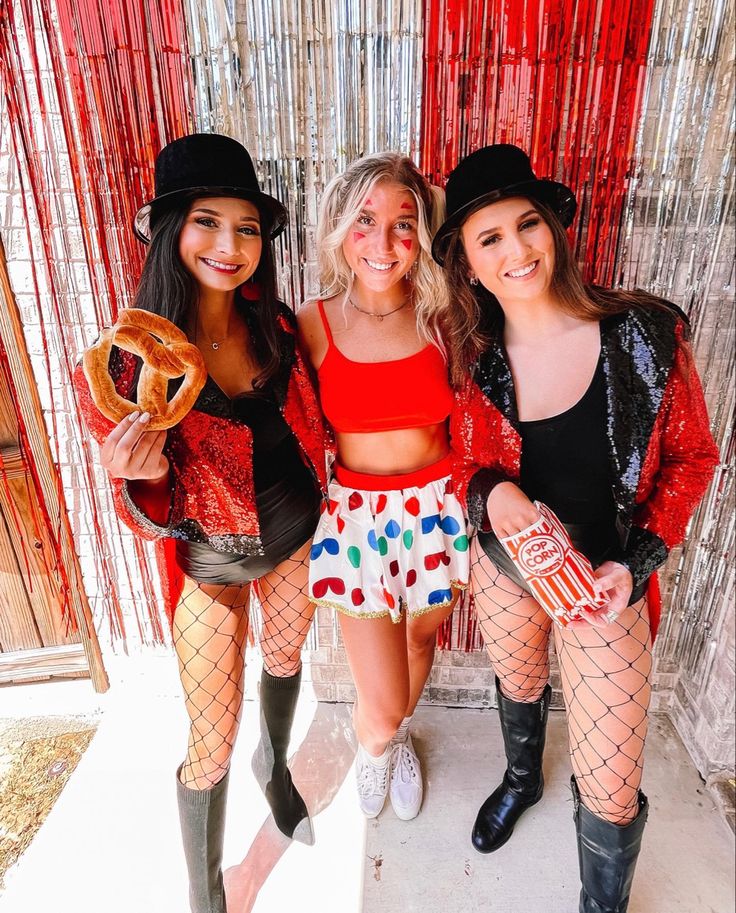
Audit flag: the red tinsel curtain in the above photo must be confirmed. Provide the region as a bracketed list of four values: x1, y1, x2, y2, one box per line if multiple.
[0, 0, 193, 643]
[421, 0, 656, 284]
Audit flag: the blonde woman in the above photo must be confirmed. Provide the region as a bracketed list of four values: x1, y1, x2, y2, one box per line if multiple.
[298, 153, 468, 820]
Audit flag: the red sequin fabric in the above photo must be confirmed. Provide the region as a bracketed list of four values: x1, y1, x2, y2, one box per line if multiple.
[74, 312, 328, 553]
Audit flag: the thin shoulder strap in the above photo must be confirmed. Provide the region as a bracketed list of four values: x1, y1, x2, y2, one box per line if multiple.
[316, 298, 334, 347]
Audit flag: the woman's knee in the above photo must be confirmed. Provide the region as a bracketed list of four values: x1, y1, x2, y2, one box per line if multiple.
[182, 746, 233, 789]
[262, 646, 302, 677]
[495, 668, 550, 702]
[577, 778, 643, 825]
[357, 697, 408, 744]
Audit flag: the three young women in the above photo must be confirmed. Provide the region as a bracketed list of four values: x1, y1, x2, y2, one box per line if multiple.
[432, 143, 718, 913]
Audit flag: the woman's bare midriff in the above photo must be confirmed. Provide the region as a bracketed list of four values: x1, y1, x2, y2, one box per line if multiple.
[335, 422, 450, 475]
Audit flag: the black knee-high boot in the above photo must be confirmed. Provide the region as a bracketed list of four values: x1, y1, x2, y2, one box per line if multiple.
[572, 776, 648, 913]
[472, 677, 551, 853]
[176, 765, 228, 913]
[251, 667, 314, 844]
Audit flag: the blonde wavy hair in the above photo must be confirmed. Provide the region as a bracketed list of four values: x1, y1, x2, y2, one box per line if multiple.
[316, 152, 450, 350]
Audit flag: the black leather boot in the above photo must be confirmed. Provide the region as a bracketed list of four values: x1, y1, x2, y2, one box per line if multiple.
[251, 667, 314, 844]
[471, 677, 551, 853]
[176, 764, 228, 913]
[573, 776, 648, 913]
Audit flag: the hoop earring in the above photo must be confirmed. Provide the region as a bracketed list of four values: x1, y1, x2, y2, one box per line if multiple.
[469, 276, 479, 286]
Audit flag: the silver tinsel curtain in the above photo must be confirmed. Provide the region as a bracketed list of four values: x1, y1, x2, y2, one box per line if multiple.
[1, 0, 732, 687]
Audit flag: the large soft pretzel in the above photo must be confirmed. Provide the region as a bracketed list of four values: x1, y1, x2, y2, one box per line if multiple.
[83, 308, 206, 430]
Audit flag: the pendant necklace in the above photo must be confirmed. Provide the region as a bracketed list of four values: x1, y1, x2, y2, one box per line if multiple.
[348, 296, 409, 322]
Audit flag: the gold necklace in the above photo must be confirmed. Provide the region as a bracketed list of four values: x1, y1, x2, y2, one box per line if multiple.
[348, 296, 409, 322]
[196, 328, 224, 350]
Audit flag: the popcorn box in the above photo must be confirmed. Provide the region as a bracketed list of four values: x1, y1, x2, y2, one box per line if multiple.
[499, 502, 613, 627]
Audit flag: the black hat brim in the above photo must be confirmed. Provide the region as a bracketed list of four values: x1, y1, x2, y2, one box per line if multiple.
[431, 179, 577, 266]
[133, 186, 288, 244]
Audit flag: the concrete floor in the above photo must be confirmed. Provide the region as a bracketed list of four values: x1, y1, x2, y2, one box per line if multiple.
[0, 656, 733, 913]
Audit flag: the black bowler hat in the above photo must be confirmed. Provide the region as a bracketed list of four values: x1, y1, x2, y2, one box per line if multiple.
[431, 144, 577, 265]
[133, 133, 288, 243]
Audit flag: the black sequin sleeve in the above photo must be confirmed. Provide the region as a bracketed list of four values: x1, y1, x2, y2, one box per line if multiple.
[610, 525, 669, 589]
[466, 467, 512, 532]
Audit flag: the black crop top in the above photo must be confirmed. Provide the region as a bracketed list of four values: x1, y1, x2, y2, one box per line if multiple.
[518, 359, 616, 524]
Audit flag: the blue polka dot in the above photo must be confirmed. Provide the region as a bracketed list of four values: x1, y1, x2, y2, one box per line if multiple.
[428, 588, 453, 605]
[367, 529, 379, 551]
[384, 519, 401, 539]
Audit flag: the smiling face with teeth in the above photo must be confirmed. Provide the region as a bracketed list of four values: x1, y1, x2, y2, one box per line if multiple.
[341, 181, 419, 298]
[178, 196, 263, 294]
[460, 196, 556, 305]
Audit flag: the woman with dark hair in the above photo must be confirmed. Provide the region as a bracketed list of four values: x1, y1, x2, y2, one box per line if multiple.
[433, 144, 719, 913]
[75, 134, 327, 912]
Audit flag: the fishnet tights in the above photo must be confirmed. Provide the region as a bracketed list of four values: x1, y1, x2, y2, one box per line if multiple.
[472, 542, 652, 825]
[175, 540, 316, 790]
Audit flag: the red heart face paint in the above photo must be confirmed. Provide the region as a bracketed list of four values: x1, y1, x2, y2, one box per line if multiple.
[341, 182, 421, 292]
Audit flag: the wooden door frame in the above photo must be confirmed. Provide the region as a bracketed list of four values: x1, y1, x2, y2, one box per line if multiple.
[0, 237, 108, 692]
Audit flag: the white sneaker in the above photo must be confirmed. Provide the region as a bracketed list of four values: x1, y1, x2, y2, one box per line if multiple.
[389, 734, 423, 820]
[355, 744, 390, 818]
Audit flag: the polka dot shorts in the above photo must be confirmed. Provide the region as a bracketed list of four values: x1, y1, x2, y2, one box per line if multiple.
[308, 455, 469, 622]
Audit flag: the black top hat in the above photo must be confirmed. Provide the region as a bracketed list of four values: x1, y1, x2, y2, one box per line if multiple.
[431, 144, 577, 265]
[133, 133, 288, 243]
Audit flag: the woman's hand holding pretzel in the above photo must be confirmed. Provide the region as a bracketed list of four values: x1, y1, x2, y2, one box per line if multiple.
[82, 309, 206, 431]
[100, 410, 169, 483]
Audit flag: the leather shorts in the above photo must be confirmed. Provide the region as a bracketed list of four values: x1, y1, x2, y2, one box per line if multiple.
[175, 471, 321, 586]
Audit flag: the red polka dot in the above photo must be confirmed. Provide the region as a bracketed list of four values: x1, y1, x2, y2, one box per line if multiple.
[351, 588, 365, 606]
[389, 560, 400, 577]
[336, 516, 345, 533]
[406, 569, 417, 587]
[383, 589, 396, 609]
[405, 497, 420, 516]
[376, 494, 387, 513]
[348, 491, 364, 510]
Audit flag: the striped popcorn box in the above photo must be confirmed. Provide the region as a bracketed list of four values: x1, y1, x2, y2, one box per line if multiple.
[499, 502, 612, 627]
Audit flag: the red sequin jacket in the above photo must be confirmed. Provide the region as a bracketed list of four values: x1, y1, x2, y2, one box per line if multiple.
[75, 305, 329, 558]
[451, 304, 719, 615]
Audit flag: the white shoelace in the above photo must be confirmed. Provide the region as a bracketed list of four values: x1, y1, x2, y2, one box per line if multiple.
[357, 754, 389, 799]
[390, 741, 420, 786]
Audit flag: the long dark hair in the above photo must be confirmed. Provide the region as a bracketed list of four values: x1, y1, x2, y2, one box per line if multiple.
[443, 196, 681, 384]
[133, 193, 286, 388]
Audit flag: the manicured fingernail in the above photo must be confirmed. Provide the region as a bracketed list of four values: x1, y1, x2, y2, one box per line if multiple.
[129, 411, 140, 421]
[140, 412, 150, 423]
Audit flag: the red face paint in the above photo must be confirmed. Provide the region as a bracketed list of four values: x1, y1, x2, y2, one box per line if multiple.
[401, 239, 413, 249]
[400, 202, 413, 209]
[364, 199, 372, 206]
[353, 232, 365, 242]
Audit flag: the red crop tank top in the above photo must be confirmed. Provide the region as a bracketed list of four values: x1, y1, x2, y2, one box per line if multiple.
[316, 299, 454, 433]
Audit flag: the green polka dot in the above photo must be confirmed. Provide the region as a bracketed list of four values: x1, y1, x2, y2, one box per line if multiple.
[454, 534, 469, 552]
[378, 536, 388, 556]
[402, 530, 414, 549]
[348, 546, 361, 568]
